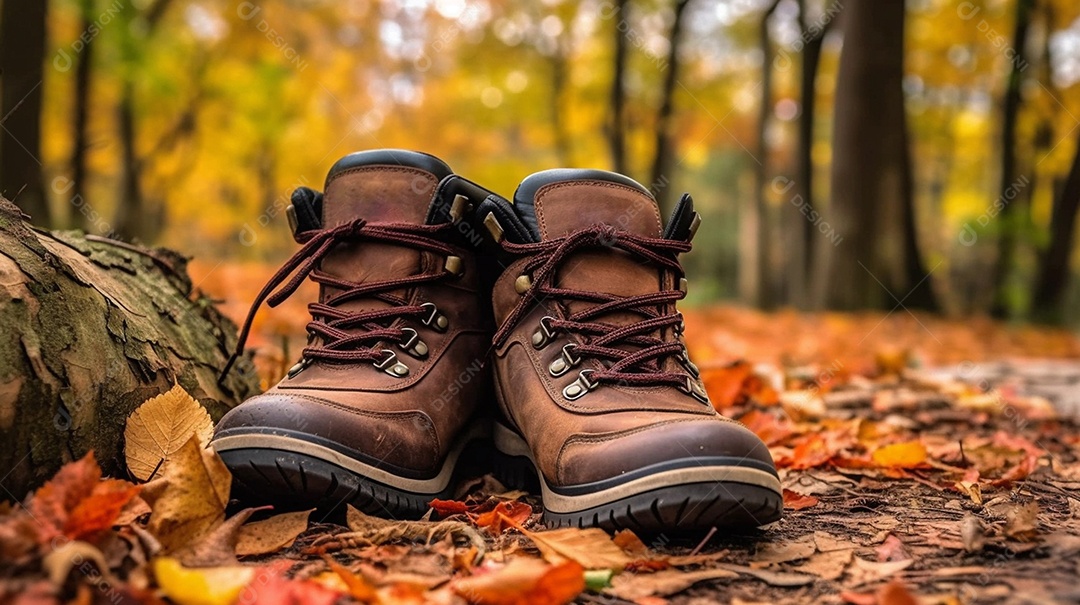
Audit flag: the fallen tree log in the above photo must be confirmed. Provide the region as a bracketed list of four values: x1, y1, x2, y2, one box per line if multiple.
[0, 197, 259, 496]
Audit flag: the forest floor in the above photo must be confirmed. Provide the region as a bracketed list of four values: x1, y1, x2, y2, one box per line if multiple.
[2, 262, 1079, 605]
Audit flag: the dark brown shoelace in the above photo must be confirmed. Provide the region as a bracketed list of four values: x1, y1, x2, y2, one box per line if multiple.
[493, 224, 693, 388]
[220, 218, 456, 379]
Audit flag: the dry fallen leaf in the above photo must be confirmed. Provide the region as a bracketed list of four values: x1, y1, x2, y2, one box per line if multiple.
[236, 509, 313, 556]
[345, 504, 486, 558]
[124, 384, 214, 481]
[472, 501, 532, 535]
[752, 536, 817, 565]
[505, 519, 631, 572]
[153, 557, 254, 605]
[871, 441, 928, 469]
[783, 489, 820, 510]
[27, 452, 141, 545]
[451, 557, 584, 605]
[606, 567, 738, 601]
[145, 436, 231, 553]
[845, 557, 914, 587]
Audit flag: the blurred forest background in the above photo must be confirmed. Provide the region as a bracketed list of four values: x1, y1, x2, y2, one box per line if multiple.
[2, 0, 1080, 323]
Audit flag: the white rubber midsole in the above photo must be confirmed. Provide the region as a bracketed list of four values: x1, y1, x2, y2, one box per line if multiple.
[212, 422, 488, 496]
[493, 422, 783, 514]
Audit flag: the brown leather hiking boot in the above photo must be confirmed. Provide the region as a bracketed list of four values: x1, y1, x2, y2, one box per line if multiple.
[213, 150, 497, 518]
[477, 169, 782, 531]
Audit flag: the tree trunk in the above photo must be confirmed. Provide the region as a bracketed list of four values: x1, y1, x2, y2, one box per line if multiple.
[649, 0, 691, 216]
[0, 197, 259, 496]
[754, 0, 781, 309]
[990, 0, 1034, 317]
[70, 0, 97, 232]
[112, 83, 149, 242]
[1032, 130, 1080, 322]
[786, 0, 832, 309]
[813, 0, 935, 311]
[0, 0, 50, 225]
[607, 0, 629, 175]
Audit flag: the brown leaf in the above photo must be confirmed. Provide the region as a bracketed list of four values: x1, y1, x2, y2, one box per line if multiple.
[752, 536, 816, 564]
[878, 581, 919, 605]
[236, 509, 313, 556]
[27, 452, 140, 544]
[124, 384, 214, 481]
[717, 564, 816, 587]
[345, 504, 486, 557]
[783, 489, 820, 510]
[452, 558, 584, 605]
[612, 529, 650, 558]
[508, 520, 631, 571]
[175, 507, 266, 567]
[146, 436, 231, 553]
[606, 567, 738, 601]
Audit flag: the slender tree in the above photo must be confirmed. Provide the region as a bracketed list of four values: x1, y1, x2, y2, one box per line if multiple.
[607, 0, 629, 175]
[71, 0, 97, 231]
[649, 0, 691, 215]
[0, 0, 50, 225]
[990, 0, 1034, 317]
[813, 0, 935, 310]
[753, 0, 781, 309]
[1032, 130, 1080, 322]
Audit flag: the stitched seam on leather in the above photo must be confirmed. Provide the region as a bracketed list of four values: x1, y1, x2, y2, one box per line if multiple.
[327, 165, 435, 191]
[534, 180, 662, 239]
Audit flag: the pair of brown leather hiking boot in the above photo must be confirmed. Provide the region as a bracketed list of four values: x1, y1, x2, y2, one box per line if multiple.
[212, 150, 782, 532]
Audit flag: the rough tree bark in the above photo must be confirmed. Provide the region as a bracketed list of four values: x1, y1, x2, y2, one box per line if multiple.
[0, 198, 259, 496]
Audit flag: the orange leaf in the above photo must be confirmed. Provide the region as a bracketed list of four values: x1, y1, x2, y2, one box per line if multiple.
[782, 489, 819, 511]
[28, 452, 140, 544]
[871, 441, 928, 469]
[452, 558, 584, 605]
[612, 529, 649, 558]
[701, 361, 752, 409]
[878, 581, 919, 605]
[787, 434, 833, 470]
[738, 409, 794, 446]
[472, 501, 532, 534]
[323, 556, 377, 603]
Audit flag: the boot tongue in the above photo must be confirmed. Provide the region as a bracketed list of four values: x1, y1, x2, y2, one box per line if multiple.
[321, 149, 452, 226]
[514, 170, 667, 332]
[317, 150, 453, 336]
[512, 169, 663, 240]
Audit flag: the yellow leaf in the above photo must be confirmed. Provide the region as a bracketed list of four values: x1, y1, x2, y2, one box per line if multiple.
[871, 441, 928, 468]
[236, 509, 313, 556]
[146, 436, 231, 553]
[125, 384, 214, 481]
[153, 557, 254, 605]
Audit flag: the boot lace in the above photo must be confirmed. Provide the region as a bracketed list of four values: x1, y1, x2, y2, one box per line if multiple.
[493, 224, 692, 388]
[220, 217, 457, 379]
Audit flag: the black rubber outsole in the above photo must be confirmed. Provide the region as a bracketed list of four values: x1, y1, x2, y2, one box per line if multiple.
[220, 440, 489, 519]
[493, 451, 783, 533]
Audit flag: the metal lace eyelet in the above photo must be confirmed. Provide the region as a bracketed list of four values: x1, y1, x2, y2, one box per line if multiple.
[531, 316, 557, 349]
[420, 302, 449, 332]
[678, 350, 700, 377]
[680, 376, 709, 404]
[549, 343, 581, 377]
[374, 349, 410, 377]
[287, 357, 311, 378]
[563, 369, 598, 401]
[398, 327, 429, 359]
